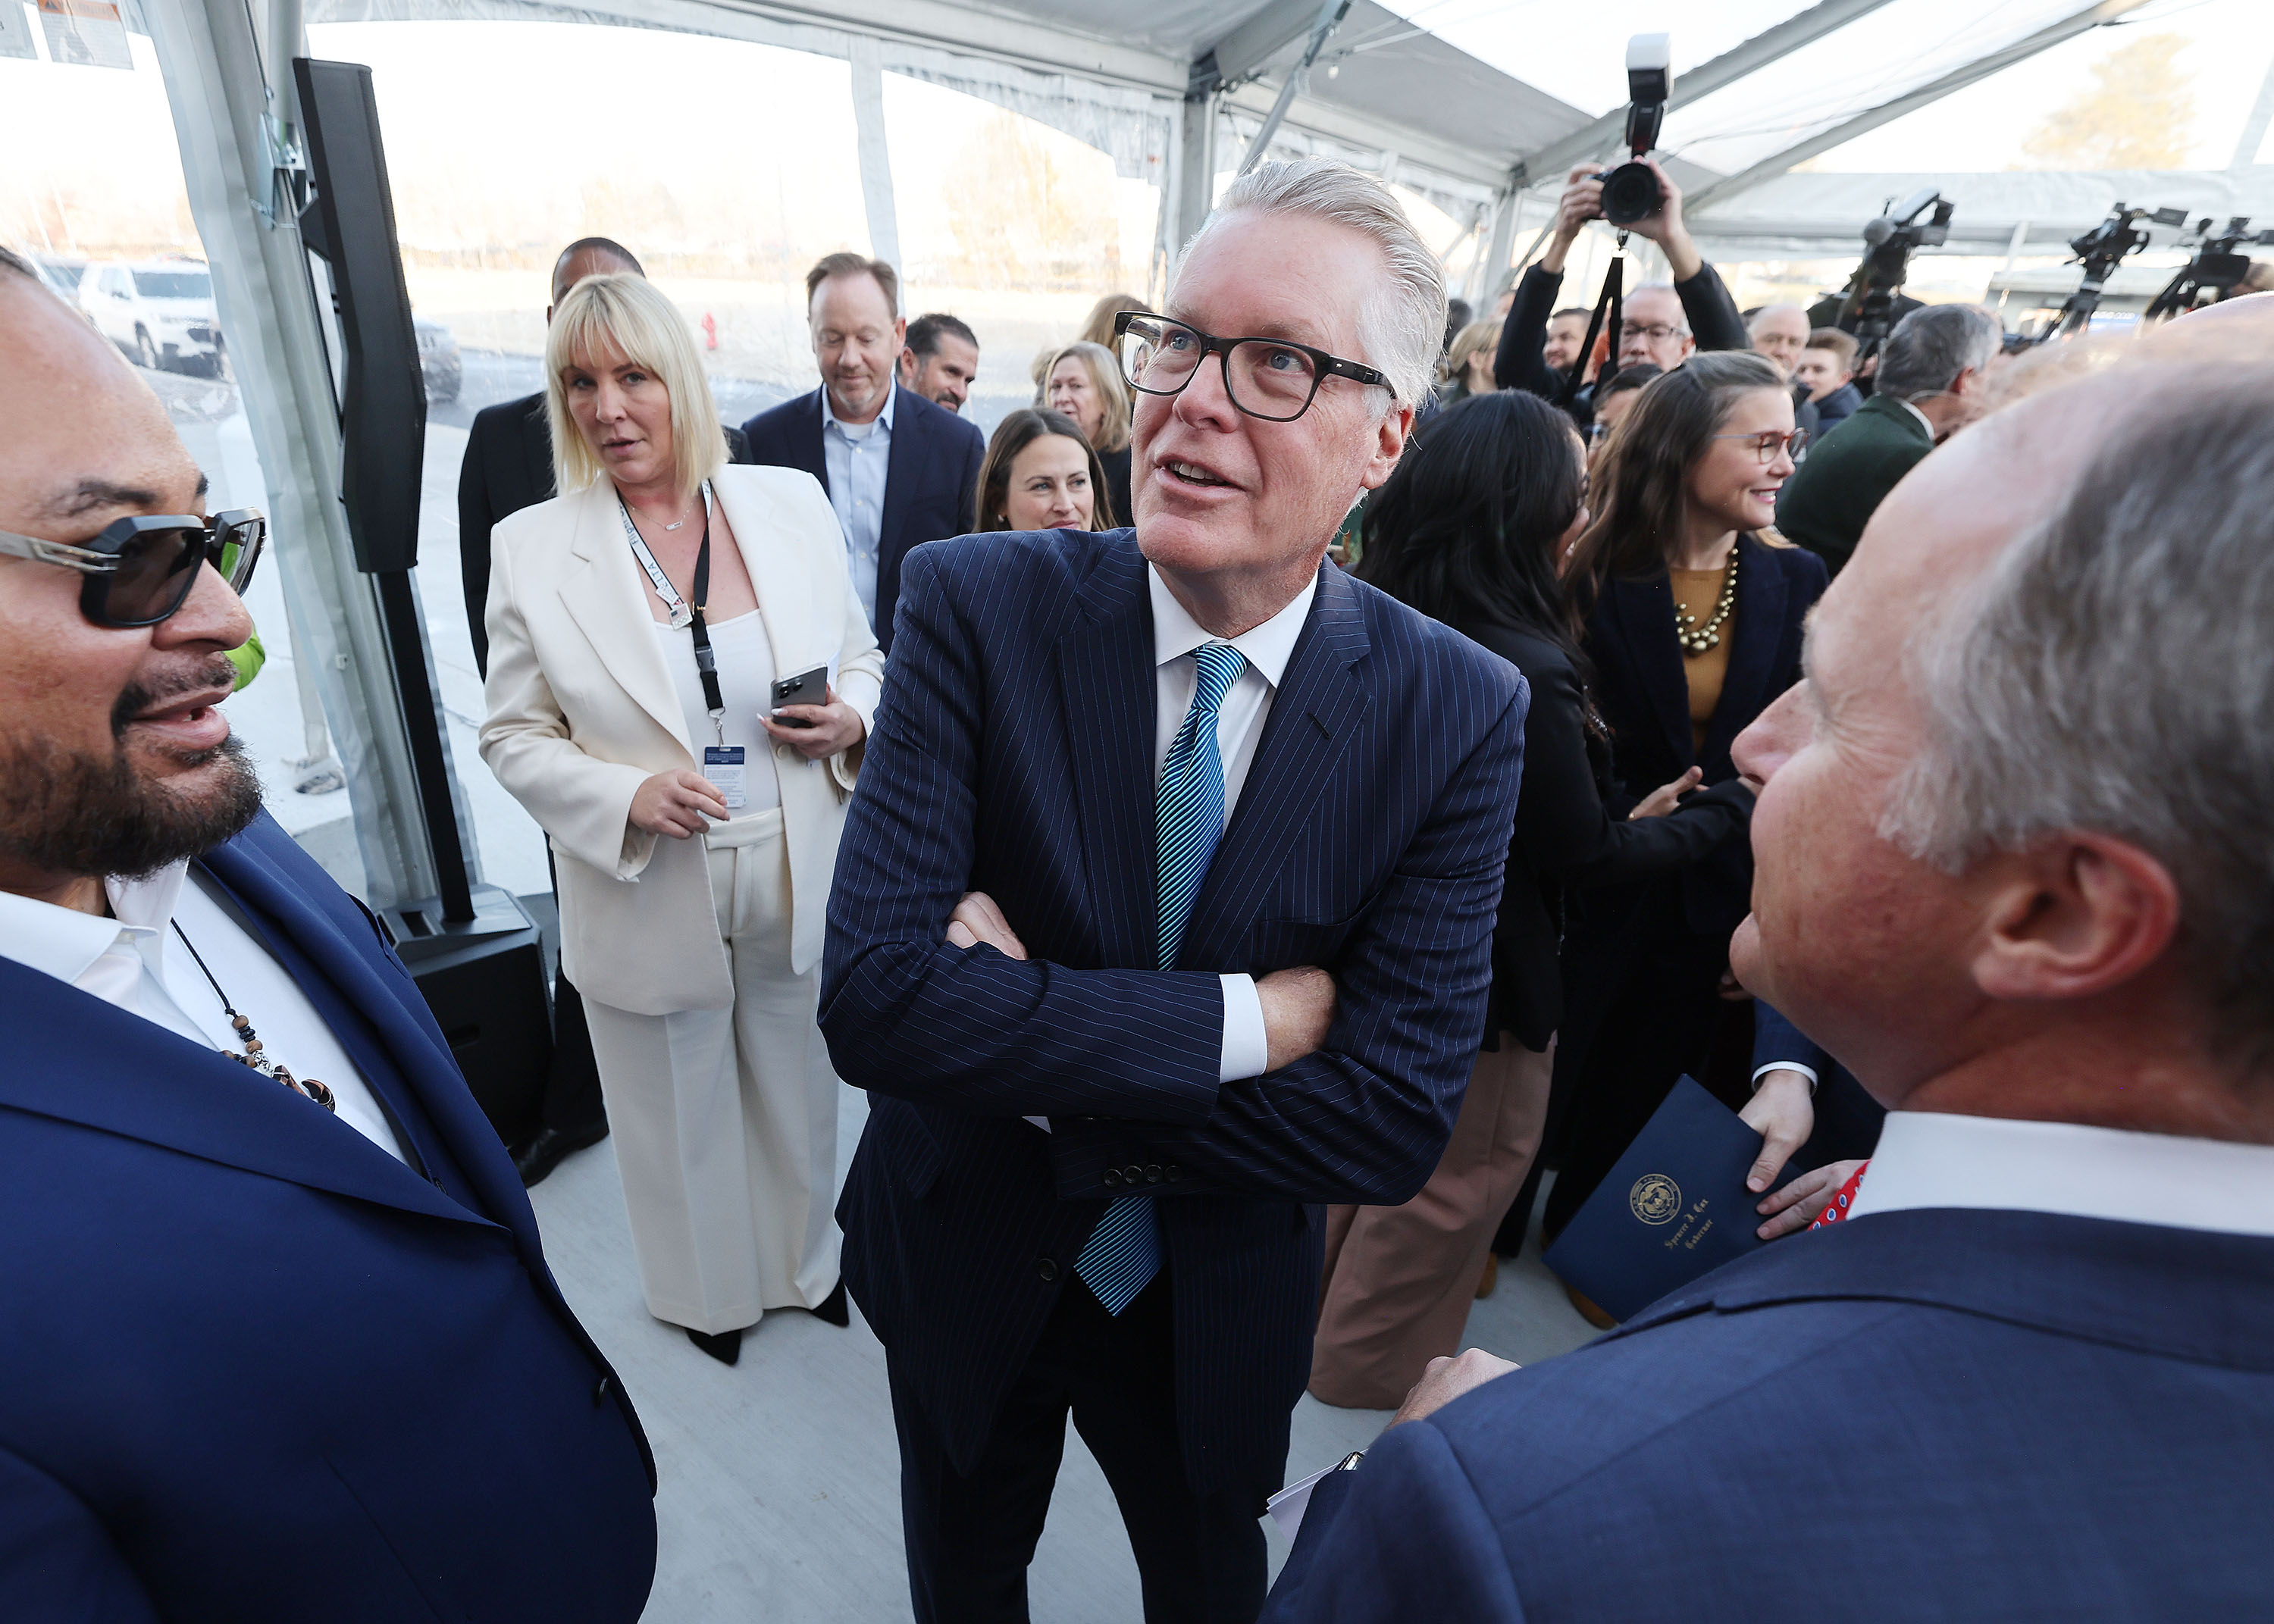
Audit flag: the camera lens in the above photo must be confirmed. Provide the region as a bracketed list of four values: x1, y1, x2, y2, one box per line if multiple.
[1599, 161, 1662, 228]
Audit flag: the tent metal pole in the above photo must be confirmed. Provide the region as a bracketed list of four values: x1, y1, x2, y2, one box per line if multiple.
[1235, 0, 1350, 177]
[2229, 49, 2274, 169]
[1684, 0, 2156, 217]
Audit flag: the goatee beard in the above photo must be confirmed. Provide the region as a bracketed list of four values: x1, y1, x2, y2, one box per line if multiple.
[0, 677, 265, 881]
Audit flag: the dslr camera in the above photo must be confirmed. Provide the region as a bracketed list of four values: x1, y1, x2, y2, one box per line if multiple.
[1594, 34, 1671, 228]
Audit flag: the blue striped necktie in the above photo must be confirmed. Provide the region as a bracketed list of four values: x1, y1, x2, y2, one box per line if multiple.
[1075, 640, 1248, 1316]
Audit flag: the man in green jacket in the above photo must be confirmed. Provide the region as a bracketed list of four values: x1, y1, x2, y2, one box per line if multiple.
[1776, 302, 2000, 575]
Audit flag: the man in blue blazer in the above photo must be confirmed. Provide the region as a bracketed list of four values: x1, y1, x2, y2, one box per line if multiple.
[1260, 339, 2274, 1619]
[740, 252, 984, 653]
[821, 162, 1527, 1622]
[0, 249, 654, 1617]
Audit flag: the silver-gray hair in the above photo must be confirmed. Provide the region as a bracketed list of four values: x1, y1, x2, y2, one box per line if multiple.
[1881, 370, 2274, 1074]
[1875, 303, 2000, 402]
[1185, 158, 1447, 410]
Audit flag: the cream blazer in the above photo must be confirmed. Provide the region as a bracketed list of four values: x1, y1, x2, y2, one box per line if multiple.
[478, 465, 884, 1016]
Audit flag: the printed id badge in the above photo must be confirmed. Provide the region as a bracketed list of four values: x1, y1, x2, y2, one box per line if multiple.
[703, 745, 748, 810]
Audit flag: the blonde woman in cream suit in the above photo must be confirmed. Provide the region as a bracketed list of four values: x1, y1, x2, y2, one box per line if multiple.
[481, 273, 883, 1366]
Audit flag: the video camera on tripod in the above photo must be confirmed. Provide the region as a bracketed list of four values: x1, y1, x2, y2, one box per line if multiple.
[1837, 188, 1954, 368]
[2038, 203, 2188, 341]
[2144, 214, 2274, 321]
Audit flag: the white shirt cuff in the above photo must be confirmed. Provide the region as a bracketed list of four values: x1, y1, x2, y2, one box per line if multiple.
[1219, 973, 1269, 1083]
[1751, 1061, 1819, 1095]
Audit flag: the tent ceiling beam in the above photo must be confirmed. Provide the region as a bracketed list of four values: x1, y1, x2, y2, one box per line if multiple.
[1509, 0, 1900, 188]
[1206, 0, 1330, 90]
[1684, 0, 2157, 217]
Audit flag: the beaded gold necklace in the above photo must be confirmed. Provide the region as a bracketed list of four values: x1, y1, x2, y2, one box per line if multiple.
[1675, 548, 1737, 657]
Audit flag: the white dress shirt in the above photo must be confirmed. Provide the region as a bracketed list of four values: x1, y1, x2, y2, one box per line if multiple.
[1846, 1109, 2274, 1238]
[1150, 563, 1317, 1084]
[820, 380, 894, 630]
[0, 863, 406, 1162]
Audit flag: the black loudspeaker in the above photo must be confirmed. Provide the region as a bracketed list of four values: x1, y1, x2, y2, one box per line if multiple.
[381, 887, 553, 1151]
[291, 55, 423, 574]
[296, 56, 556, 1144]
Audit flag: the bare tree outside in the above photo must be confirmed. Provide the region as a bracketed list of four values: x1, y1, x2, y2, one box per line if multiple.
[2020, 32, 2198, 171]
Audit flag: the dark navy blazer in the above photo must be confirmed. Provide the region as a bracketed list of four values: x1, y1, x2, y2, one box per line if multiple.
[739, 383, 985, 653]
[820, 530, 1527, 1493]
[1264, 1207, 2274, 1621]
[1583, 534, 1828, 937]
[0, 813, 656, 1620]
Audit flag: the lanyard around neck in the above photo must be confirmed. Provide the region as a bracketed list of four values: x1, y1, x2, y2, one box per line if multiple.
[618, 481, 725, 740]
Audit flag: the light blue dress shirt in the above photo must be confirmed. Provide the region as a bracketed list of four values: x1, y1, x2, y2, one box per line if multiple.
[820, 379, 895, 630]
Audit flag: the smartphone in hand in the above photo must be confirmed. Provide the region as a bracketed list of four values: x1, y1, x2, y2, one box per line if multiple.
[769, 665, 830, 728]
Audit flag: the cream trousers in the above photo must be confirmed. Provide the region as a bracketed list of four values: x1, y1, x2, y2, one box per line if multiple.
[582, 808, 842, 1335]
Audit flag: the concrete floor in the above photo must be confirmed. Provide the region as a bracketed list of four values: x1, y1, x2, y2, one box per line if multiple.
[526, 1092, 1600, 1622]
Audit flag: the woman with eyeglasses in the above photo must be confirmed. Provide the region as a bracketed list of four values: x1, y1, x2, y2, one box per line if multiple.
[1306, 389, 1757, 1407]
[480, 273, 883, 1366]
[1541, 352, 1828, 1312]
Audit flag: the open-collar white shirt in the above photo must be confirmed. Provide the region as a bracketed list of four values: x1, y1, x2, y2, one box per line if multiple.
[1848, 1109, 2274, 1238]
[0, 862, 406, 1161]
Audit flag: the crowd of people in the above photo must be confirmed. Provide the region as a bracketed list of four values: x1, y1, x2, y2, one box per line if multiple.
[1, 144, 2269, 1624]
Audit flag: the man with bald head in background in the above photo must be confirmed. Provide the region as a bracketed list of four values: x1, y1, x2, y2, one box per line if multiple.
[1261, 339, 2274, 1621]
[456, 235, 755, 1187]
[0, 246, 656, 1619]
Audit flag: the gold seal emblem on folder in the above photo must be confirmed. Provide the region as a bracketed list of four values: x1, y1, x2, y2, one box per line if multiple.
[1629, 1173, 1682, 1225]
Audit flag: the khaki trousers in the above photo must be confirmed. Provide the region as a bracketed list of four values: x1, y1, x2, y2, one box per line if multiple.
[582, 809, 842, 1335]
[1308, 1035, 1554, 1410]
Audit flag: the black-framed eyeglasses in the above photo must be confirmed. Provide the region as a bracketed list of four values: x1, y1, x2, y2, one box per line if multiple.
[1113, 309, 1391, 423]
[1711, 428, 1809, 465]
[0, 508, 266, 628]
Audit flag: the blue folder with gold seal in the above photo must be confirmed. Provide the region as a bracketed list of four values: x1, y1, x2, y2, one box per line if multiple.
[1543, 1076, 1803, 1324]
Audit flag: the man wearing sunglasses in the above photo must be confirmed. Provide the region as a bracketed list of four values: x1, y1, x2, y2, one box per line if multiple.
[0, 249, 656, 1616]
[822, 161, 1527, 1621]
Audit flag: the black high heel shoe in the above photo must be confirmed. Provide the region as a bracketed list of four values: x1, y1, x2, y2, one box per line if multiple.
[687, 1326, 743, 1365]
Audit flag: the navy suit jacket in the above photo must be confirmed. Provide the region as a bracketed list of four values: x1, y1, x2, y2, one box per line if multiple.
[1264, 1207, 2274, 1621]
[739, 383, 985, 653]
[1582, 534, 1827, 937]
[0, 812, 656, 1620]
[820, 530, 1527, 1492]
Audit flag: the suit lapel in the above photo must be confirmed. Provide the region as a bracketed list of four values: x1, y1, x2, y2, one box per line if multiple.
[714, 473, 824, 684]
[879, 386, 919, 565]
[1057, 540, 1158, 969]
[197, 831, 540, 1238]
[1176, 564, 1371, 972]
[0, 952, 489, 1229]
[556, 481, 691, 756]
[795, 390, 830, 490]
[1702, 534, 1788, 771]
[1606, 574, 1694, 770]
[520, 392, 555, 507]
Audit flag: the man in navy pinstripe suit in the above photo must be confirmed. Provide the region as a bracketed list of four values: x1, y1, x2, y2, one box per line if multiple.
[821, 159, 1527, 1623]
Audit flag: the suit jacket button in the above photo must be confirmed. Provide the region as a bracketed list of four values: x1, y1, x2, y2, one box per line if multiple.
[1123, 1166, 1145, 1186]
[1165, 1165, 1182, 1182]
[1101, 1168, 1121, 1189]
[1144, 1165, 1164, 1184]
[593, 1374, 612, 1407]
[1038, 1257, 1060, 1281]
[775, 744, 796, 761]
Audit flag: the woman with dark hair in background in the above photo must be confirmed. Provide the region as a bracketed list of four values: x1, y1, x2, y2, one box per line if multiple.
[971, 406, 1114, 533]
[1539, 352, 1827, 1313]
[1307, 390, 1756, 1407]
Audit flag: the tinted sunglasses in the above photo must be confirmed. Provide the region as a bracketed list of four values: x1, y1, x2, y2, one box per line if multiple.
[0, 509, 266, 628]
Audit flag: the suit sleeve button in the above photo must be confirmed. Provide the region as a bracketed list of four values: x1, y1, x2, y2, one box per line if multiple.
[1144, 1165, 1164, 1184]
[1101, 1169, 1121, 1189]
[1165, 1165, 1183, 1182]
[1123, 1166, 1145, 1185]
[1038, 1257, 1060, 1281]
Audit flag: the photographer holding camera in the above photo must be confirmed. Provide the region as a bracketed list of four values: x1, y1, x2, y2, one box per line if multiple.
[1493, 160, 1748, 418]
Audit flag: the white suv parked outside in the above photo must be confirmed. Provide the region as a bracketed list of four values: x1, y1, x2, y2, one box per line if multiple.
[78, 258, 225, 377]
